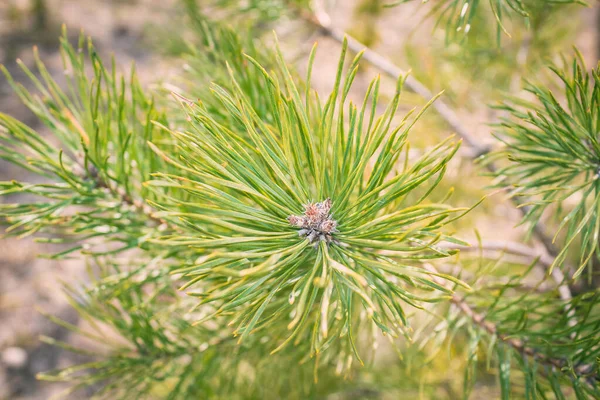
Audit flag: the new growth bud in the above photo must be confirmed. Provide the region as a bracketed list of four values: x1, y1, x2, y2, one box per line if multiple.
[288, 198, 338, 247]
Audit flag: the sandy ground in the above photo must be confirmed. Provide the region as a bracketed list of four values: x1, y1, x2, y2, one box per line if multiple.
[0, 0, 598, 398]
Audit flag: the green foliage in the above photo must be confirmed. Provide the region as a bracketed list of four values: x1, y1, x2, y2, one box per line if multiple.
[457, 267, 600, 398]
[411, 251, 600, 398]
[0, 28, 174, 257]
[39, 257, 340, 399]
[489, 54, 600, 278]
[1, 1, 600, 398]
[403, 0, 579, 106]
[148, 36, 473, 369]
[387, 0, 587, 42]
[168, 10, 283, 127]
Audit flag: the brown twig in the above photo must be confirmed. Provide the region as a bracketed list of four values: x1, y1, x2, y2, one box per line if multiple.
[422, 264, 597, 384]
[96, 178, 167, 227]
[440, 240, 554, 268]
[439, 239, 573, 315]
[73, 154, 167, 228]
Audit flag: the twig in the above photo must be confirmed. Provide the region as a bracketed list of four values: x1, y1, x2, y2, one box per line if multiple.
[439, 239, 573, 322]
[74, 155, 167, 228]
[423, 264, 597, 384]
[440, 239, 554, 268]
[96, 179, 167, 228]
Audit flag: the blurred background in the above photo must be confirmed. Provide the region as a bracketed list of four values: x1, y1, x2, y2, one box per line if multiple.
[0, 0, 598, 398]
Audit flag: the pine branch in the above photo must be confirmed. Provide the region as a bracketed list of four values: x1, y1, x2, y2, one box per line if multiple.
[451, 294, 577, 375]
[145, 33, 476, 370]
[37, 257, 256, 399]
[423, 263, 599, 393]
[450, 293, 598, 388]
[293, 0, 575, 312]
[3, 5, 597, 397]
[0, 28, 176, 257]
[490, 53, 600, 280]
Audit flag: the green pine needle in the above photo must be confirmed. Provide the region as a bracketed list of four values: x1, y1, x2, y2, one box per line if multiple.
[490, 52, 600, 279]
[145, 34, 473, 367]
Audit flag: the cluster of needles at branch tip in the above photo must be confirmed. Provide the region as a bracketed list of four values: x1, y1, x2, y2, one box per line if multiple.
[288, 198, 338, 246]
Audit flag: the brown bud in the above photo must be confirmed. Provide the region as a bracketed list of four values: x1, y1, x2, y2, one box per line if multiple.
[288, 215, 305, 227]
[319, 219, 337, 233]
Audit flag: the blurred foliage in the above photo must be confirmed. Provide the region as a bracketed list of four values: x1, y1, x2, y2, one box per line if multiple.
[404, 1, 580, 107]
[386, 0, 587, 43]
[348, 0, 385, 48]
[488, 54, 600, 280]
[183, 0, 311, 27]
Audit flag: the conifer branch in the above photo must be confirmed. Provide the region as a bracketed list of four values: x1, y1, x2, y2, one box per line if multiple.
[296, 0, 575, 310]
[450, 292, 597, 384]
[2, 5, 597, 396]
[424, 264, 598, 387]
